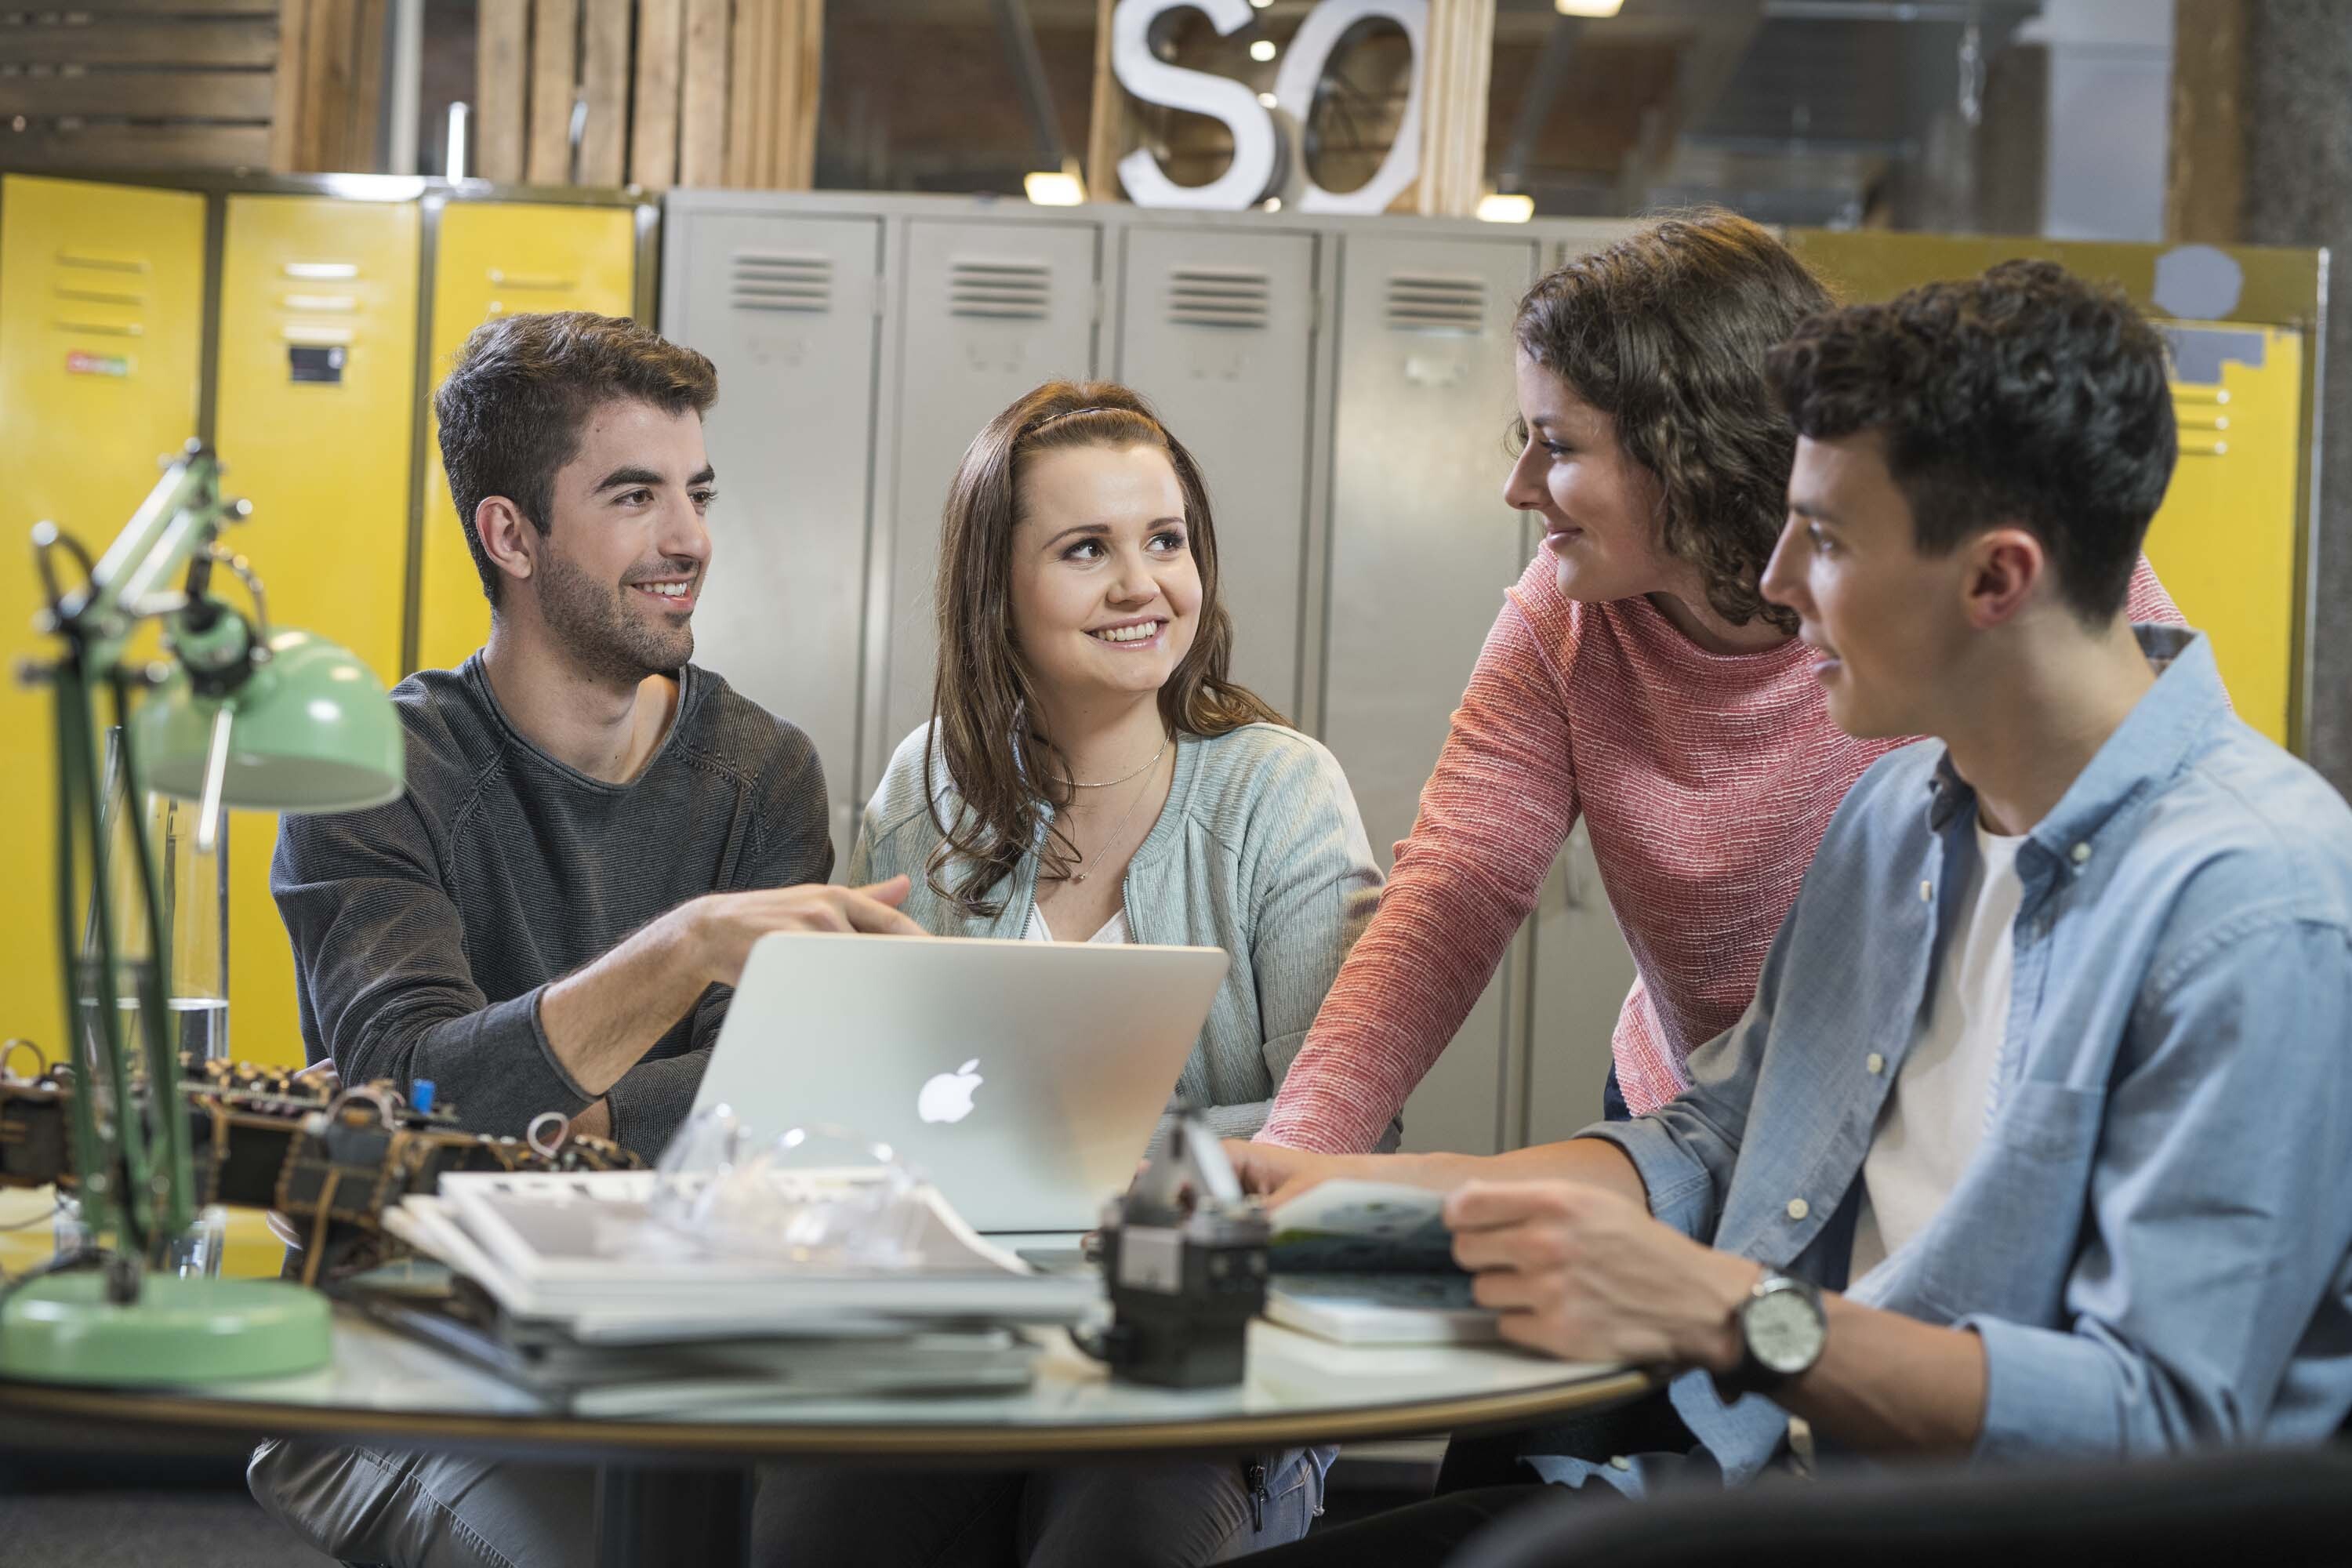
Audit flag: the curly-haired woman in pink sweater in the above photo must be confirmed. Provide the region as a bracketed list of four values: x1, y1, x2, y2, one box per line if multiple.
[1254, 209, 2182, 1159]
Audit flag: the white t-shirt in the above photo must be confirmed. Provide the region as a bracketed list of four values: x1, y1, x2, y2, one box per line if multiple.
[1022, 903, 1129, 946]
[1847, 818, 2027, 1282]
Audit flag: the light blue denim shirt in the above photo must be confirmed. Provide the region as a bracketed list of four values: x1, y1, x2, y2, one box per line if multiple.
[1549, 626, 2352, 1494]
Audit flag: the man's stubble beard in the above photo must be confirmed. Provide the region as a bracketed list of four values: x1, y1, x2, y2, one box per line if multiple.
[534, 545, 695, 685]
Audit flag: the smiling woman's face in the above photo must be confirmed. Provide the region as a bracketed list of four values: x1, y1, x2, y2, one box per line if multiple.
[1501, 351, 1679, 606]
[1007, 441, 1202, 709]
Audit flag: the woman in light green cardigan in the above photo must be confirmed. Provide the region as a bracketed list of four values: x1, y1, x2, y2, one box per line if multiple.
[756, 382, 1381, 1566]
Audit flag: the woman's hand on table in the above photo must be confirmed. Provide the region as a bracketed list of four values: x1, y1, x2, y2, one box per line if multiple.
[1221, 1140, 1438, 1210]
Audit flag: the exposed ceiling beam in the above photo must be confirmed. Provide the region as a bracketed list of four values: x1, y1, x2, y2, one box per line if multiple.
[1498, 16, 1581, 194]
[1616, 0, 1767, 210]
[990, 0, 1065, 171]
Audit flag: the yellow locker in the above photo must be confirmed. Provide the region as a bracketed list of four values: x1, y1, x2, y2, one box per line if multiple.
[2143, 323, 2303, 747]
[412, 201, 637, 673]
[0, 176, 206, 1065]
[213, 193, 422, 1068]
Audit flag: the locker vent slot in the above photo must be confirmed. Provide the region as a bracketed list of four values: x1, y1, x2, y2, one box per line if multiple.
[731, 251, 833, 313]
[1166, 265, 1271, 329]
[1385, 273, 1485, 334]
[949, 258, 1052, 320]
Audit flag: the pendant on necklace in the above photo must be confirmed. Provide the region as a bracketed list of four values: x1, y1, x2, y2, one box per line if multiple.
[1072, 873, 1087, 883]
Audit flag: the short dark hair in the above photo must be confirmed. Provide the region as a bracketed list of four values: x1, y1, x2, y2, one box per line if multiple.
[1766, 260, 2176, 622]
[1514, 209, 1834, 635]
[434, 310, 719, 604]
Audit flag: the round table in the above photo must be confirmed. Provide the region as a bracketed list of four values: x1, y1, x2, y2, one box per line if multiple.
[0, 1298, 1653, 1563]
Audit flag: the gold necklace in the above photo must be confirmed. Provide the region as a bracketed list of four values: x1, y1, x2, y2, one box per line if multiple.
[1068, 731, 1171, 789]
[1064, 748, 1167, 884]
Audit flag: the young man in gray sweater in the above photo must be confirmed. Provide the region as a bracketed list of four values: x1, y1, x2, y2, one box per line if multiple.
[273, 308, 918, 1159]
[251, 310, 919, 1568]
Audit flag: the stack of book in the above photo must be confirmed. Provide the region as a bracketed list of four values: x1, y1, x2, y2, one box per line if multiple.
[1263, 1180, 1502, 1347]
[372, 1167, 1100, 1412]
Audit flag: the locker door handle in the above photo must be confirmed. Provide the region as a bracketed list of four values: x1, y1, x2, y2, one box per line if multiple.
[58, 251, 147, 274]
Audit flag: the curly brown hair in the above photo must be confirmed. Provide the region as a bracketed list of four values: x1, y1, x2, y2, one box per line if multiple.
[926, 380, 1287, 917]
[1513, 209, 1831, 635]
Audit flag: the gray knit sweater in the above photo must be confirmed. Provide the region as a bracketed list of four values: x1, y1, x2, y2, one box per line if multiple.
[849, 721, 1385, 1142]
[272, 656, 832, 1156]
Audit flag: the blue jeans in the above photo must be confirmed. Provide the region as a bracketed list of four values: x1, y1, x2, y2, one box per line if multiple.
[1601, 1065, 1631, 1123]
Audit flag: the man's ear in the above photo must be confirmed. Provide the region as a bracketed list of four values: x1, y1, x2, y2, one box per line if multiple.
[474, 496, 538, 589]
[1962, 525, 2045, 630]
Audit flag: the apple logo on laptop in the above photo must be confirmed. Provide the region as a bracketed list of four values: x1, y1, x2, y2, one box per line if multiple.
[918, 1058, 985, 1124]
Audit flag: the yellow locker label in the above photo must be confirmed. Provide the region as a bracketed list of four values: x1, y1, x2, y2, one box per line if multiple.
[412, 201, 638, 674]
[2143, 321, 2303, 747]
[215, 193, 423, 1069]
[0, 176, 206, 1070]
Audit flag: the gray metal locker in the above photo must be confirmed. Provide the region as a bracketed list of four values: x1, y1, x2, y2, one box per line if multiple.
[873, 220, 1100, 775]
[662, 209, 884, 870]
[1323, 232, 1540, 1156]
[1523, 822, 1641, 1145]
[1112, 224, 1321, 720]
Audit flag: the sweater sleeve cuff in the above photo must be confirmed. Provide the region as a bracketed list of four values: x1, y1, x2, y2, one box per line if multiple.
[524, 985, 595, 1103]
[601, 1048, 712, 1161]
[1573, 1120, 1716, 1239]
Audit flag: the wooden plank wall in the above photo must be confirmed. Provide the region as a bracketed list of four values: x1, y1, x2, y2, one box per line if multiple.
[0, 0, 284, 172]
[0, 0, 804, 187]
[477, 0, 822, 192]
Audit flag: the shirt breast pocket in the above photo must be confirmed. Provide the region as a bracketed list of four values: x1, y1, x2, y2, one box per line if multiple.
[1987, 1080, 2105, 1162]
[1912, 1080, 2103, 1323]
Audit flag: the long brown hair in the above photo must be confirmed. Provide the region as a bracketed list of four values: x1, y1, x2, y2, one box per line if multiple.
[924, 380, 1285, 916]
[1513, 209, 1831, 635]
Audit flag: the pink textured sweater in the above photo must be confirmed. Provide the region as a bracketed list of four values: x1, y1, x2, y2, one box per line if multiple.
[1259, 553, 2184, 1152]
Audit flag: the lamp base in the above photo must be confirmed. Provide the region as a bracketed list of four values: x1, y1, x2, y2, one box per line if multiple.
[0, 1270, 332, 1384]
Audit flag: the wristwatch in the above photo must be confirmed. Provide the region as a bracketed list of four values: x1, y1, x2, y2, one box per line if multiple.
[1720, 1270, 1827, 1397]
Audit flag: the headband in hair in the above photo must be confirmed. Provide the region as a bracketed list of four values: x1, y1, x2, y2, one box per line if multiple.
[1020, 404, 1149, 438]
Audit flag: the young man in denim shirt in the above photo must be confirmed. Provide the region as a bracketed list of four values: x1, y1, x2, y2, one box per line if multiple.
[1232, 260, 2352, 1564]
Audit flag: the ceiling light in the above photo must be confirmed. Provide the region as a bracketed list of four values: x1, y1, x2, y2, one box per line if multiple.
[1555, 0, 1624, 15]
[1476, 192, 1536, 223]
[1263, 197, 1283, 212]
[1249, 39, 1278, 61]
[1258, 90, 1278, 107]
[1024, 169, 1086, 206]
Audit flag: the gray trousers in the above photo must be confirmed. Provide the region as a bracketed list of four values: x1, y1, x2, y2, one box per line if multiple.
[249, 1439, 1323, 1568]
[249, 1439, 597, 1568]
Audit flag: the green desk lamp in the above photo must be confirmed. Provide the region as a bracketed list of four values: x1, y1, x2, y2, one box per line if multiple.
[0, 441, 402, 1385]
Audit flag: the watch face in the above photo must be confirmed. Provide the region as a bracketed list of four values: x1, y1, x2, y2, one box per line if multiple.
[1746, 1287, 1827, 1376]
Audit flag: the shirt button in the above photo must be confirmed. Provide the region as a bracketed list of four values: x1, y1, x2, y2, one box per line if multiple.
[1786, 1198, 1809, 1221]
[1866, 1052, 1886, 1075]
[1920, 880, 1933, 902]
[1608, 1454, 1632, 1472]
[2071, 842, 2092, 865]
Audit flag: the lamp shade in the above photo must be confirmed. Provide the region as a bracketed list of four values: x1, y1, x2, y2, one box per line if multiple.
[135, 629, 404, 813]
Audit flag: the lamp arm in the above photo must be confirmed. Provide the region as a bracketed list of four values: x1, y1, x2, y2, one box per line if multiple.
[107, 666, 197, 1249]
[59, 445, 243, 673]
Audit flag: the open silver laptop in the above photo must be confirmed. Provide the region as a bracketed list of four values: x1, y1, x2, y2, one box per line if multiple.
[690, 931, 1230, 1232]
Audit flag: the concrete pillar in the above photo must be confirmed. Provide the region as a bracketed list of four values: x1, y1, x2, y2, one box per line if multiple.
[2243, 0, 2352, 790]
